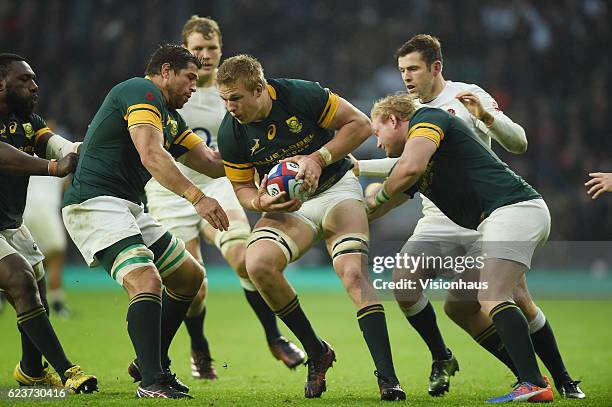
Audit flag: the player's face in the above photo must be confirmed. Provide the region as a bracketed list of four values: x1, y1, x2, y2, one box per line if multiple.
[372, 116, 404, 158]
[3, 61, 38, 119]
[167, 62, 198, 109]
[218, 81, 263, 124]
[185, 32, 222, 78]
[398, 52, 436, 102]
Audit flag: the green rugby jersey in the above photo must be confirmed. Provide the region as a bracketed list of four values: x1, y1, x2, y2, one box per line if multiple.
[63, 77, 203, 206]
[404, 107, 540, 229]
[0, 112, 52, 230]
[217, 78, 353, 194]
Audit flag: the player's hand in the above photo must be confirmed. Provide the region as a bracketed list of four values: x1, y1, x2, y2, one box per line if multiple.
[585, 172, 612, 199]
[257, 175, 303, 212]
[55, 152, 79, 177]
[281, 155, 322, 195]
[194, 196, 229, 231]
[363, 182, 384, 221]
[456, 91, 494, 126]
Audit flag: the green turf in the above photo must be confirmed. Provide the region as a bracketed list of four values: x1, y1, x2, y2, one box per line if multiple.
[0, 290, 610, 405]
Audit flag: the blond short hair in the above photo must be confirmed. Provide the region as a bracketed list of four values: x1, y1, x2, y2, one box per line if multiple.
[371, 93, 418, 122]
[217, 54, 266, 92]
[181, 15, 222, 47]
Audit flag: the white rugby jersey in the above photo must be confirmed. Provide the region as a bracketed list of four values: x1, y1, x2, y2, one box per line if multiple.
[146, 85, 227, 195]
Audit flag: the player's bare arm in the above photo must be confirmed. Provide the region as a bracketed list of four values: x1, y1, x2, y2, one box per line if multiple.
[367, 137, 436, 211]
[283, 97, 371, 193]
[364, 181, 410, 221]
[180, 141, 226, 178]
[456, 90, 527, 154]
[0, 140, 76, 177]
[130, 124, 229, 230]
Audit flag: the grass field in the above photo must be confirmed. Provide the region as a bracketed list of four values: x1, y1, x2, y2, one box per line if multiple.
[1, 273, 611, 406]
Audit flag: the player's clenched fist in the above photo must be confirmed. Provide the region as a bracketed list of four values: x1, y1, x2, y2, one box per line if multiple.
[50, 152, 79, 177]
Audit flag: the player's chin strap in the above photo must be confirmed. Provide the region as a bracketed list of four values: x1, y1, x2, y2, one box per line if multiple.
[247, 226, 299, 264]
[331, 233, 369, 262]
[45, 134, 81, 159]
[213, 225, 251, 257]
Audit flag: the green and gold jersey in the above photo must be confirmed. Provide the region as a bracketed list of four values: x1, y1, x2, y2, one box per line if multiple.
[217, 78, 353, 194]
[404, 107, 540, 229]
[63, 77, 203, 206]
[0, 112, 51, 230]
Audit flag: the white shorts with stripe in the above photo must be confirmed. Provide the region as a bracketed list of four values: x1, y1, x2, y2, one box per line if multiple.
[62, 196, 168, 267]
[288, 171, 364, 235]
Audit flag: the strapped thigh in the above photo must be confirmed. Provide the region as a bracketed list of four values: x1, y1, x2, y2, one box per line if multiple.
[247, 227, 300, 264]
[330, 233, 369, 262]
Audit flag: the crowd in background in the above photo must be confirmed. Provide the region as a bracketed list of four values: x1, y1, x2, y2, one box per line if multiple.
[1, 0, 610, 253]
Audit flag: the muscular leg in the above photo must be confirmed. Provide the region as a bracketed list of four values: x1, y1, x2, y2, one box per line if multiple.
[324, 199, 398, 380]
[444, 272, 518, 377]
[159, 253, 204, 370]
[0, 254, 72, 381]
[479, 258, 545, 387]
[514, 276, 574, 388]
[203, 210, 283, 344]
[245, 213, 325, 358]
[395, 263, 452, 363]
[181, 236, 211, 356]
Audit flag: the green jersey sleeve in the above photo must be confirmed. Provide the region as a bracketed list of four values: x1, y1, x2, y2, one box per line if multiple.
[217, 113, 255, 183]
[168, 113, 203, 158]
[116, 78, 165, 133]
[271, 79, 341, 128]
[407, 107, 453, 148]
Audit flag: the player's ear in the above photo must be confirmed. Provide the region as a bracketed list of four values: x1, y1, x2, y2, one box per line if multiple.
[254, 84, 264, 97]
[389, 114, 398, 128]
[431, 60, 442, 76]
[160, 62, 172, 79]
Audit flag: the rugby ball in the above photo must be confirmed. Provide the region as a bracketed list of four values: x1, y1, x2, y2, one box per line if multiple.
[266, 162, 310, 202]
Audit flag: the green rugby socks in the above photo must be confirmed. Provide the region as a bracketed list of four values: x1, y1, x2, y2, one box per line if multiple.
[127, 293, 162, 386]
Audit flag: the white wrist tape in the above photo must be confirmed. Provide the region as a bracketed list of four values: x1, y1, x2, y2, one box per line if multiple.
[46, 134, 80, 159]
[357, 158, 399, 178]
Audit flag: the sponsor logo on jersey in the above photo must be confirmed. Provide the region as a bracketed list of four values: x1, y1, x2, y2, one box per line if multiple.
[146, 92, 154, 101]
[285, 116, 303, 133]
[23, 123, 34, 139]
[9, 122, 17, 134]
[267, 124, 277, 140]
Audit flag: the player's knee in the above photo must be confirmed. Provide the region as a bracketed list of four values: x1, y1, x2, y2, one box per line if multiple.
[7, 267, 39, 301]
[123, 266, 162, 295]
[245, 254, 282, 287]
[226, 244, 248, 279]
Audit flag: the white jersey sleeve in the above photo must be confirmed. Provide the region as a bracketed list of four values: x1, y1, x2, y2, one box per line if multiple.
[466, 85, 527, 154]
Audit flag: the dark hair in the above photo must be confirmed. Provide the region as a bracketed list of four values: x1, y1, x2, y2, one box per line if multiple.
[0, 53, 26, 79]
[394, 34, 443, 67]
[144, 44, 202, 76]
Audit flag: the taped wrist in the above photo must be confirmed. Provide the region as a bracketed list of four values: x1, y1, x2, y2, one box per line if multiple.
[46, 134, 79, 159]
[182, 185, 205, 206]
[47, 159, 59, 176]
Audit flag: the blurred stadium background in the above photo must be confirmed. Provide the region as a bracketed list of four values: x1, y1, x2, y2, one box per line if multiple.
[1, 1, 611, 404]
